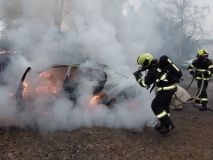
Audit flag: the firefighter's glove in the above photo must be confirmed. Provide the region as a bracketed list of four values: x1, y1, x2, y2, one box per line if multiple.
[204, 70, 212, 77]
[189, 71, 195, 77]
[138, 66, 146, 72]
[133, 70, 142, 81]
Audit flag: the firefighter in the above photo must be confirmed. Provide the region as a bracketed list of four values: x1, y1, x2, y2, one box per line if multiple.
[188, 49, 213, 111]
[133, 53, 180, 134]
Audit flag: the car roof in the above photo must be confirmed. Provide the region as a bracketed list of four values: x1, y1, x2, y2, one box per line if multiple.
[39, 64, 105, 73]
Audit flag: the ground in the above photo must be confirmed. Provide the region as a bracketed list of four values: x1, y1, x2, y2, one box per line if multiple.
[0, 70, 213, 160]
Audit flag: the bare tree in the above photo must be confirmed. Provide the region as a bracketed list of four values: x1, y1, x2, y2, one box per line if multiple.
[0, 0, 73, 32]
[155, 0, 209, 62]
[165, 0, 208, 39]
[46, 0, 72, 32]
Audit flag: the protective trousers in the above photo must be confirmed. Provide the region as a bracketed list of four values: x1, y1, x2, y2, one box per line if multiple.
[151, 90, 176, 128]
[195, 80, 208, 105]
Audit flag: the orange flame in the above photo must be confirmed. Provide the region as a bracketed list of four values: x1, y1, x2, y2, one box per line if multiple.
[39, 72, 51, 79]
[22, 81, 29, 97]
[90, 95, 102, 106]
[35, 71, 59, 95]
[35, 85, 58, 95]
[22, 71, 60, 98]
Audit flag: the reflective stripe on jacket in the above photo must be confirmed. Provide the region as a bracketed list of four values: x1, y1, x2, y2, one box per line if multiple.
[156, 84, 177, 92]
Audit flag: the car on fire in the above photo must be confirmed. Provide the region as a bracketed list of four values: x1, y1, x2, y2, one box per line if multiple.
[15, 64, 139, 115]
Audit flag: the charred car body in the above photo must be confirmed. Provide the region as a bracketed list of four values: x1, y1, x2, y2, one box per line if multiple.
[15, 64, 135, 114]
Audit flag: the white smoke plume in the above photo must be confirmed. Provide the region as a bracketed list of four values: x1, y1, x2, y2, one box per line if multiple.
[0, 0, 167, 132]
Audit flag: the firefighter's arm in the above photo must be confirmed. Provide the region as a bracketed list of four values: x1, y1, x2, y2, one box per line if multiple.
[188, 63, 195, 77]
[133, 71, 145, 87]
[133, 70, 142, 81]
[208, 61, 213, 76]
[137, 78, 149, 88]
[133, 71, 150, 88]
[139, 72, 155, 88]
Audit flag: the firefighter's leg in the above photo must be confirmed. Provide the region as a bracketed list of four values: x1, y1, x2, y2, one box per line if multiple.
[151, 95, 164, 131]
[164, 91, 174, 116]
[195, 80, 202, 105]
[159, 91, 175, 133]
[199, 81, 208, 111]
[151, 93, 174, 133]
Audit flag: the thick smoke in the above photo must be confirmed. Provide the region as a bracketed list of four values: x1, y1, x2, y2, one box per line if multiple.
[0, 0, 169, 132]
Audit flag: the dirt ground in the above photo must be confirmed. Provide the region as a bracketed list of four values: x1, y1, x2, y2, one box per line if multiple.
[1, 70, 213, 160]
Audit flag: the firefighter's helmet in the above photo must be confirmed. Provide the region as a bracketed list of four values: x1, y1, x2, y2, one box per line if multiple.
[137, 53, 154, 67]
[197, 49, 208, 57]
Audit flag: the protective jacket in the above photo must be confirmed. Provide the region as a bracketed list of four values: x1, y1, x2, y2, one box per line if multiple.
[137, 60, 177, 93]
[188, 58, 213, 80]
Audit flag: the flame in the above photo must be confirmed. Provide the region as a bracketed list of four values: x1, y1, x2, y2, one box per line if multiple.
[90, 95, 102, 106]
[39, 72, 51, 79]
[22, 81, 29, 97]
[35, 71, 59, 95]
[22, 71, 60, 98]
[53, 87, 57, 94]
[0, 50, 16, 55]
[35, 85, 58, 95]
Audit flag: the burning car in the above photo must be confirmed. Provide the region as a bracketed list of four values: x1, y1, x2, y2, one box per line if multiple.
[0, 61, 157, 131]
[15, 64, 128, 113]
[13, 63, 143, 130]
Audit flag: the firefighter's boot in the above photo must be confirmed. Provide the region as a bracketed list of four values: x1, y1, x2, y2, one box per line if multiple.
[200, 104, 207, 111]
[159, 116, 175, 134]
[154, 121, 162, 131]
[159, 124, 175, 134]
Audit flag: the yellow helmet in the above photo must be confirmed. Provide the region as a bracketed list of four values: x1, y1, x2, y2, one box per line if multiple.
[137, 53, 154, 67]
[197, 49, 208, 57]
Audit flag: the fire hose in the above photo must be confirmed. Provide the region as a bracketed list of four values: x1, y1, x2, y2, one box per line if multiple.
[185, 76, 195, 91]
[173, 73, 205, 104]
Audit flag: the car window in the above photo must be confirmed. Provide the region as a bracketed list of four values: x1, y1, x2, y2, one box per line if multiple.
[70, 66, 107, 83]
[22, 65, 107, 98]
[24, 66, 68, 96]
[69, 66, 78, 80]
[91, 69, 107, 83]
[39, 66, 67, 83]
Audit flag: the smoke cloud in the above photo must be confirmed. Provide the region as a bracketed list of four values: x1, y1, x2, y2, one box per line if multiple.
[0, 0, 171, 132]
